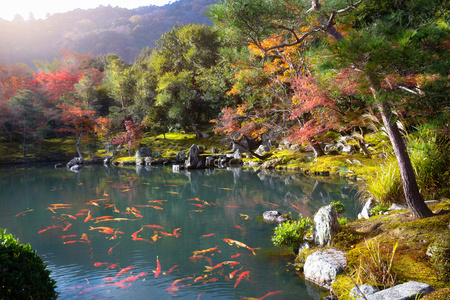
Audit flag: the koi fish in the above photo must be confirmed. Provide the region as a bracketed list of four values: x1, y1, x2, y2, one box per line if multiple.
[86, 202, 100, 207]
[61, 214, 77, 220]
[90, 227, 115, 234]
[118, 272, 147, 283]
[107, 264, 120, 270]
[267, 202, 280, 207]
[194, 275, 207, 283]
[15, 209, 34, 217]
[38, 225, 63, 234]
[131, 228, 143, 239]
[154, 256, 161, 278]
[190, 203, 205, 208]
[84, 211, 92, 222]
[132, 237, 154, 243]
[200, 233, 215, 239]
[148, 205, 163, 210]
[229, 268, 242, 279]
[240, 214, 251, 220]
[234, 224, 243, 230]
[167, 191, 179, 194]
[227, 205, 239, 208]
[259, 290, 283, 299]
[142, 224, 165, 230]
[95, 216, 114, 220]
[223, 239, 257, 255]
[61, 235, 77, 239]
[167, 265, 179, 274]
[104, 204, 115, 208]
[115, 265, 136, 278]
[220, 188, 233, 190]
[131, 211, 143, 218]
[164, 184, 178, 187]
[290, 203, 300, 210]
[192, 246, 221, 257]
[108, 243, 119, 255]
[62, 223, 72, 231]
[204, 261, 240, 272]
[189, 255, 213, 266]
[93, 262, 109, 267]
[234, 271, 250, 288]
[173, 228, 182, 237]
[203, 184, 212, 187]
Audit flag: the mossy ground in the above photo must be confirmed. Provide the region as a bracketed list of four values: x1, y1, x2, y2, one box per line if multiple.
[329, 199, 450, 299]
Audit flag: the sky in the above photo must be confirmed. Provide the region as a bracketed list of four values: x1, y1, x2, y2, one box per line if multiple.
[1, 0, 174, 21]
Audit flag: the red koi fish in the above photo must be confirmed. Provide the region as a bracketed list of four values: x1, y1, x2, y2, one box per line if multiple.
[229, 268, 242, 279]
[131, 228, 143, 239]
[192, 246, 221, 257]
[95, 216, 114, 220]
[223, 238, 257, 255]
[147, 199, 167, 204]
[142, 224, 165, 230]
[221, 188, 233, 190]
[115, 265, 136, 278]
[204, 261, 240, 272]
[234, 271, 250, 288]
[267, 202, 280, 207]
[190, 203, 205, 208]
[200, 233, 215, 239]
[234, 224, 243, 230]
[38, 225, 63, 234]
[164, 184, 179, 187]
[107, 263, 120, 270]
[167, 191, 179, 194]
[15, 209, 34, 217]
[259, 290, 283, 299]
[93, 262, 109, 267]
[62, 223, 72, 231]
[167, 265, 179, 274]
[84, 211, 92, 222]
[118, 272, 147, 283]
[154, 256, 161, 278]
[108, 243, 120, 255]
[173, 228, 182, 237]
[227, 205, 239, 208]
[131, 211, 143, 218]
[104, 204, 115, 208]
[61, 235, 78, 239]
[133, 237, 154, 244]
[148, 205, 163, 210]
[61, 214, 77, 220]
[90, 227, 115, 234]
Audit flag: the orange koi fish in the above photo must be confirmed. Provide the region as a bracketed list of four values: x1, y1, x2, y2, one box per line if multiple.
[259, 290, 283, 299]
[93, 262, 109, 267]
[115, 265, 136, 278]
[133, 237, 154, 243]
[164, 184, 178, 187]
[84, 211, 92, 222]
[167, 265, 179, 274]
[173, 228, 182, 237]
[223, 239, 257, 255]
[200, 233, 215, 239]
[203, 278, 219, 284]
[15, 209, 34, 217]
[267, 202, 280, 207]
[107, 264, 120, 270]
[234, 224, 243, 230]
[131, 228, 143, 239]
[192, 246, 221, 257]
[234, 271, 250, 288]
[113, 206, 120, 213]
[229, 268, 242, 279]
[95, 216, 114, 220]
[204, 261, 240, 272]
[90, 226, 115, 234]
[154, 256, 161, 278]
[38, 225, 63, 234]
[80, 233, 90, 243]
[167, 191, 179, 194]
[63, 240, 79, 244]
[104, 204, 115, 208]
[194, 275, 207, 283]
[108, 243, 119, 255]
[61, 235, 78, 239]
[62, 223, 72, 231]
[290, 203, 300, 210]
[190, 203, 205, 208]
[240, 214, 251, 220]
[142, 224, 165, 230]
[61, 214, 77, 220]
[202, 184, 212, 187]
[221, 188, 233, 190]
[118, 272, 146, 283]
[227, 205, 239, 208]
[148, 205, 163, 210]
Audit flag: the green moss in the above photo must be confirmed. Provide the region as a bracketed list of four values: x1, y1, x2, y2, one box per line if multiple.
[422, 288, 450, 300]
[332, 226, 364, 251]
[331, 275, 355, 300]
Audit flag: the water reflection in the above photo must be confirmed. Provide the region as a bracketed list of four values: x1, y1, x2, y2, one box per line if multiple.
[0, 165, 360, 299]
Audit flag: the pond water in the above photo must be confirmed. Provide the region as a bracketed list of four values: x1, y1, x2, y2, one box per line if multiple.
[0, 165, 361, 299]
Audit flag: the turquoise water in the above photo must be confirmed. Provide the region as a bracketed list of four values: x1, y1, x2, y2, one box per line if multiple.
[0, 165, 359, 299]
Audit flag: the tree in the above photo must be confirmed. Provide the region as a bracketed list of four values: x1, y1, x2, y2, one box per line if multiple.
[209, 0, 449, 218]
[111, 120, 144, 156]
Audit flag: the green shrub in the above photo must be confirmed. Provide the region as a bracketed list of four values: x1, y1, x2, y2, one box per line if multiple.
[430, 232, 450, 283]
[338, 217, 348, 226]
[0, 229, 58, 299]
[271, 218, 312, 254]
[332, 225, 363, 251]
[330, 201, 345, 215]
[370, 204, 390, 216]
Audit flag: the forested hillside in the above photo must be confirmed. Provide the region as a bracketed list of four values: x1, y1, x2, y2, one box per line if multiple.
[0, 0, 216, 65]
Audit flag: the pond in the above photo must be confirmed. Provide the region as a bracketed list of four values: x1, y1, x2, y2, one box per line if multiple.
[0, 165, 361, 299]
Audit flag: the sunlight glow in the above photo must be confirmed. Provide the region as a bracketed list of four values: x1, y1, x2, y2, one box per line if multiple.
[1, 0, 173, 21]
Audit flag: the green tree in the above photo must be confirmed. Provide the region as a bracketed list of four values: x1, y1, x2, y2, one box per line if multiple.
[209, 0, 449, 218]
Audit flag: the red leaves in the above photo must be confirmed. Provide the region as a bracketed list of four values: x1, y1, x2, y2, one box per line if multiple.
[111, 120, 143, 153]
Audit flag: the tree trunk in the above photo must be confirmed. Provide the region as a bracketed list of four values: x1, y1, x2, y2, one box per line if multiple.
[356, 138, 370, 156]
[76, 132, 83, 158]
[310, 139, 325, 157]
[368, 81, 434, 219]
[22, 127, 27, 158]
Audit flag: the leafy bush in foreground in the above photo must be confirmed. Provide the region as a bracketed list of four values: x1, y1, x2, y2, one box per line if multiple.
[0, 229, 58, 299]
[271, 218, 312, 254]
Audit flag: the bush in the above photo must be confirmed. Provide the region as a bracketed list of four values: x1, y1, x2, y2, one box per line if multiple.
[330, 201, 345, 215]
[0, 229, 58, 299]
[271, 217, 312, 254]
[430, 232, 450, 283]
[370, 204, 390, 216]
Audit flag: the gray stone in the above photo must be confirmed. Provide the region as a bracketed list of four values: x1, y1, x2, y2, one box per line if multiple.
[260, 158, 282, 169]
[66, 157, 84, 168]
[313, 205, 339, 246]
[350, 285, 379, 300]
[244, 160, 260, 167]
[262, 211, 289, 223]
[359, 198, 374, 220]
[342, 144, 356, 154]
[185, 144, 200, 169]
[135, 157, 144, 165]
[135, 147, 152, 158]
[69, 164, 83, 172]
[103, 156, 111, 165]
[365, 281, 433, 300]
[233, 149, 242, 159]
[255, 144, 270, 157]
[175, 150, 186, 163]
[145, 157, 153, 165]
[303, 249, 346, 289]
[210, 146, 219, 154]
[388, 203, 409, 211]
[205, 156, 216, 167]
